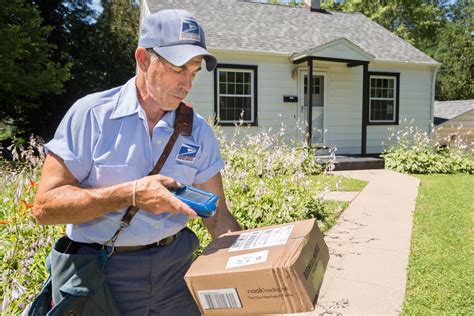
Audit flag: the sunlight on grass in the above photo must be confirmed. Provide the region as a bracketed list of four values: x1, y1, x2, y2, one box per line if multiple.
[402, 174, 474, 315]
[310, 174, 368, 192]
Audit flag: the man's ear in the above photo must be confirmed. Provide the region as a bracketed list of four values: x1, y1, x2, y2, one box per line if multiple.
[135, 47, 150, 73]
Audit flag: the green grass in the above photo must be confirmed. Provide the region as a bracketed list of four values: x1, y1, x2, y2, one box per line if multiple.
[311, 174, 368, 192]
[402, 174, 474, 315]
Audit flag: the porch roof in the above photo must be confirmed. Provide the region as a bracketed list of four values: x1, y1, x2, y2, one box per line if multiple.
[291, 38, 375, 64]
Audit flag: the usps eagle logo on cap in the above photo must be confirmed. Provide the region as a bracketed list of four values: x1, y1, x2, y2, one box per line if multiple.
[176, 143, 200, 162]
[179, 17, 201, 42]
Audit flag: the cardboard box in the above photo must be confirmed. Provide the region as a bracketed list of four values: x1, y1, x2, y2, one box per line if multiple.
[185, 219, 329, 315]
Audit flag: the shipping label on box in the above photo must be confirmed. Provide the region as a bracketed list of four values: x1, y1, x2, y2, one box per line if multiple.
[185, 219, 330, 315]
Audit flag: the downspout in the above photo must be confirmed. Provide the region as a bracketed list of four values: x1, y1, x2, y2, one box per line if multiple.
[429, 65, 439, 139]
[361, 63, 369, 156]
[307, 58, 314, 146]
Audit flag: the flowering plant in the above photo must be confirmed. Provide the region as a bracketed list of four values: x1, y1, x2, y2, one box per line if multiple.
[1, 137, 63, 314]
[1, 126, 336, 314]
[189, 123, 335, 255]
[382, 119, 474, 174]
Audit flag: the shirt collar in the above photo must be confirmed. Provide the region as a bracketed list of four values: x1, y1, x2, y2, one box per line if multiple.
[155, 110, 176, 129]
[110, 77, 140, 119]
[110, 76, 178, 129]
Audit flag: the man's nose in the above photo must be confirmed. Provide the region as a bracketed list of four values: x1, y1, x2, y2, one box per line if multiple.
[179, 73, 193, 93]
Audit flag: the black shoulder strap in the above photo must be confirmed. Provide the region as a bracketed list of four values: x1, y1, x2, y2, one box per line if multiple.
[118, 102, 194, 228]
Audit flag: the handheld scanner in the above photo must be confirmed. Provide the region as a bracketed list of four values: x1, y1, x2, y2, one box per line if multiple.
[171, 185, 218, 218]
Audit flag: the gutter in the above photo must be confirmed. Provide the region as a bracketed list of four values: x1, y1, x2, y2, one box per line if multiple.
[208, 48, 441, 67]
[430, 65, 439, 139]
[209, 48, 293, 58]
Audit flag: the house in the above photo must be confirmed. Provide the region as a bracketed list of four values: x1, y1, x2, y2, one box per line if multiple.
[434, 100, 474, 148]
[141, 0, 440, 155]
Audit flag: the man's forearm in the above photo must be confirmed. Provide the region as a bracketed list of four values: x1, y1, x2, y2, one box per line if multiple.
[203, 208, 241, 239]
[33, 182, 132, 225]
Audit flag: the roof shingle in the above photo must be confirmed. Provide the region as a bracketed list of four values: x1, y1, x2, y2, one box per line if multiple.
[146, 0, 438, 64]
[434, 100, 474, 121]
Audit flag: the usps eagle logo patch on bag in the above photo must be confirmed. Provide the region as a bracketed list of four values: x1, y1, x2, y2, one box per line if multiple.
[180, 18, 201, 41]
[176, 143, 200, 162]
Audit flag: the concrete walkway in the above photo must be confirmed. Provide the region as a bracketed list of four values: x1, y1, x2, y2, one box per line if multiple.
[288, 169, 420, 316]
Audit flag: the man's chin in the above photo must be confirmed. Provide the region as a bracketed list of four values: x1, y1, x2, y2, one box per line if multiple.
[162, 101, 181, 111]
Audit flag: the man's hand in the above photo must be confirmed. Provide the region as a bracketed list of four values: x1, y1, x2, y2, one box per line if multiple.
[194, 172, 241, 239]
[135, 175, 197, 219]
[33, 153, 197, 225]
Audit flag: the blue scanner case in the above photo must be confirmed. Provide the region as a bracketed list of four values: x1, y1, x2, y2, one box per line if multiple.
[171, 185, 218, 218]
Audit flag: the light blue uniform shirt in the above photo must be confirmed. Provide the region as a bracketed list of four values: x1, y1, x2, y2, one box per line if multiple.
[45, 77, 224, 246]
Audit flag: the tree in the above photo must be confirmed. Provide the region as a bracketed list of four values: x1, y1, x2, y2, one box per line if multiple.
[33, 0, 139, 139]
[32, 0, 95, 138]
[0, 0, 69, 140]
[433, 0, 473, 100]
[322, 0, 473, 100]
[322, 0, 445, 48]
[84, 0, 140, 92]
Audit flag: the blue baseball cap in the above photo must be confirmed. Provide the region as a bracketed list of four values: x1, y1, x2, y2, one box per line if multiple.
[139, 10, 217, 71]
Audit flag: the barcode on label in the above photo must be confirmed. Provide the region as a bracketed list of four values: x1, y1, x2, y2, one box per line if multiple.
[242, 230, 261, 249]
[229, 225, 294, 252]
[198, 288, 242, 310]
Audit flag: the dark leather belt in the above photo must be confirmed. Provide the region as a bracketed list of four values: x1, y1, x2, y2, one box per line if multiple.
[69, 231, 180, 254]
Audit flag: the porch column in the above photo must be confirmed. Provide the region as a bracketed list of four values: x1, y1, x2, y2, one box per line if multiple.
[307, 58, 313, 146]
[361, 63, 369, 156]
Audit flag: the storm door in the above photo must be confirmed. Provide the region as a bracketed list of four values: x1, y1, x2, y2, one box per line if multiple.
[299, 72, 325, 144]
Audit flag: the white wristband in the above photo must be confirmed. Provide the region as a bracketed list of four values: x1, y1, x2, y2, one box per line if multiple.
[132, 180, 138, 207]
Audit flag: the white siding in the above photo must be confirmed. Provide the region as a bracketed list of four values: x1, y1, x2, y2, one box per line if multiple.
[188, 52, 300, 141]
[366, 64, 433, 153]
[321, 62, 363, 154]
[312, 41, 372, 61]
[187, 52, 435, 155]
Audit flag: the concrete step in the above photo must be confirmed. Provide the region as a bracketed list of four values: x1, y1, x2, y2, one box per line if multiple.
[316, 155, 385, 171]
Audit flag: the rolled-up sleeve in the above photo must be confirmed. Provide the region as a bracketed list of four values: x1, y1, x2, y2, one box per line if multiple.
[194, 124, 225, 184]
[44, 100, 99, 183]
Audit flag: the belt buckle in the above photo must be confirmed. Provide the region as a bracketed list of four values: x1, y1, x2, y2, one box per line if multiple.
[159, 233, 177, 247]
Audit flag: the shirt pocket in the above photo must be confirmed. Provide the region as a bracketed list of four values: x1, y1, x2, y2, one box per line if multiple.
[92, 164, 142, 187]
[173, 164, 198, 185]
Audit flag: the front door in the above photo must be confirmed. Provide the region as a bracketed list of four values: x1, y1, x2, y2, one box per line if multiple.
[299, 72, 325, 144]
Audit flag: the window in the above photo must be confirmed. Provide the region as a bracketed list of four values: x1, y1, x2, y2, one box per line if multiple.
[368, 73, 400, 124]
[304, 76, 321, 95]
[214, 65, 257, 125]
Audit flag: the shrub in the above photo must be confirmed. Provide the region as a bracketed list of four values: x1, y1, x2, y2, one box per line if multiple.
[382, 121, 474, 174]
[189, 124, 334, 255]
[1, 127, 335, 314]
[1, 137, 63, 313]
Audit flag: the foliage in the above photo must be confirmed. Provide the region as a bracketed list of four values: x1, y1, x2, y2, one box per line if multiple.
[382, 121, 474, 174]
[0, 127, 347, 314]
[0, 137, 64, 313]
[0, 0, 140, 140]
[0, 0, 70, 140]
[432, 0, 474, 100]
[322, 0, 473, 101]
[402, 174, 474, 315]
[77, 0, 140, 94]
[30, 0, 97, 138]
[322, 0, 445, 47]
[189, 125, 340, 255]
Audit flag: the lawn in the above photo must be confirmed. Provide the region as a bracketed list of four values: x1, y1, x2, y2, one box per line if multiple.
[311, 174, 368, 192]
[402, 174, 474, 315]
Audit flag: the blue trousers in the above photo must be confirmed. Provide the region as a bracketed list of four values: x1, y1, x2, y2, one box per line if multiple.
[77, 228, 200, 315]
